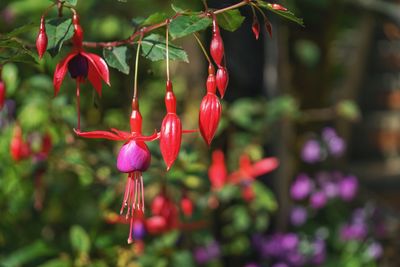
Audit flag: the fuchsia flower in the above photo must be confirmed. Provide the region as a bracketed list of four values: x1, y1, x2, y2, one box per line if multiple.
[53, 13, 110, 130]
[75, 98, 157, 243]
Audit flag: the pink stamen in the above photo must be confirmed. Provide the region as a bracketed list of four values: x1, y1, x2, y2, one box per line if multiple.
[127, 216, 134, 244]
[140, 174, 145, 212]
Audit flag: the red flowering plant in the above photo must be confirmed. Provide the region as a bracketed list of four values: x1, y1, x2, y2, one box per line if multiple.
[36, 7, 110, 131]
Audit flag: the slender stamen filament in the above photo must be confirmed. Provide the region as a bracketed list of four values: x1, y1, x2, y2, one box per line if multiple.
[133, 34, 143, 99]
[120, 171, 146, 243]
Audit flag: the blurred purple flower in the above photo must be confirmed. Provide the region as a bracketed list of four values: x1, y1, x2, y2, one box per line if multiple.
[290, 174, 313, 201]
[322, 181, 338, 199]
[194, 247, 209, 264]
[272, 263, 289, 267]
[244, 263, 260, 267]
[311, 239, 326, 265]
[290, 206, 308, 227]
[327, 136, 346, 157]
[281, 233, 299, 251]
[193, 241, 221, 264]
[367, 242, 383, 260]
[338, 175, 358, 201]
[286, 250, 306, 267]
[132, 220, 146, 240]
[340, 223, 368, 241]
[310, 191, 327, 209]
[322, 127, 336, 139]
[301, 139, 321, 163]
[261, 235, 283, 258]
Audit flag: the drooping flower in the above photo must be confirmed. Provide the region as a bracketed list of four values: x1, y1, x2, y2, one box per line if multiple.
[53, 12, 110, 130]
[36, 16, 48, 59]
[208, 150, 228, 190]
[210, 14, 224, 67]
[10, 124, 31, 161]
[75, 98, 158, 243]
[180, 193, 194, 218]
[199, 64, 221, 145]
[160, 80, 182, 170]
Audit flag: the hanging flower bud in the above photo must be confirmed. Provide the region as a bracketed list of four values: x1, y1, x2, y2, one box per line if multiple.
[10, 124, 30, 161]
[199, 65, 222, 145]
[180, 194, 193, 218]
[0, 79, 6, 111]
[242, 185, 255, 202]
[271, 3, 288, 11]
[160, 80, 182, 170]
[72, 13, 84, 49]
[146, 216, 167, 234]
[36, 16, 48, 59]
[208, 150, 228, 190]
[151, 194, 167, 216]
[264, 18, 273, 38]
[252, 16, 260, 40]
[216, 67, 229, 98]
[210, 15, 224, 67]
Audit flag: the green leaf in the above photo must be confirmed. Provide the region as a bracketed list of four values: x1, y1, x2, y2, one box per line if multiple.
[143, 12, 169, 26]
[38, 259, 72, 267]
[0, 241, 55, 267]
[45, 18, 74, 57]
[256, 1, 304, 26]
[103, 46, 131, 74]
[171, 4, 186, 13]
[54, 0, 78, 6]
[141, 34, 189, 62]
[216, 10, 245, 32]
[70, 225, 91, 254]
[1, 22, 36, 39]
[169, 15, 212, 39]
[65, 0, 78, 5]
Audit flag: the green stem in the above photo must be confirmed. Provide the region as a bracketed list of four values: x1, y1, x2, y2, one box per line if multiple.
[193, 33, 212, 64]
[133, 34, 143, 99]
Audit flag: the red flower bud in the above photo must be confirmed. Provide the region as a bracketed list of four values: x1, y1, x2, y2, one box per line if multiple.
[210, 16, 224, 67]
[36, 16, 48, 59]
[72, 13, 84, 48]
[41, 133, 52, 156]
[151, 194, 167, 216]
[10, 124, 30, 161]
[208, 150, 227, 190]
[216, 67, 229, 98]
[271, 3, 288, 11]
[242, 185, 255, 202]
[264, 18, 273, 38]
[160, 81, 182, 170]
[199, 67, 221, 145]
[252, 17, 260, 40]
[0, 80, 6, 111]
[146, 216, 167, 234]
[180, 195, 193, 218]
